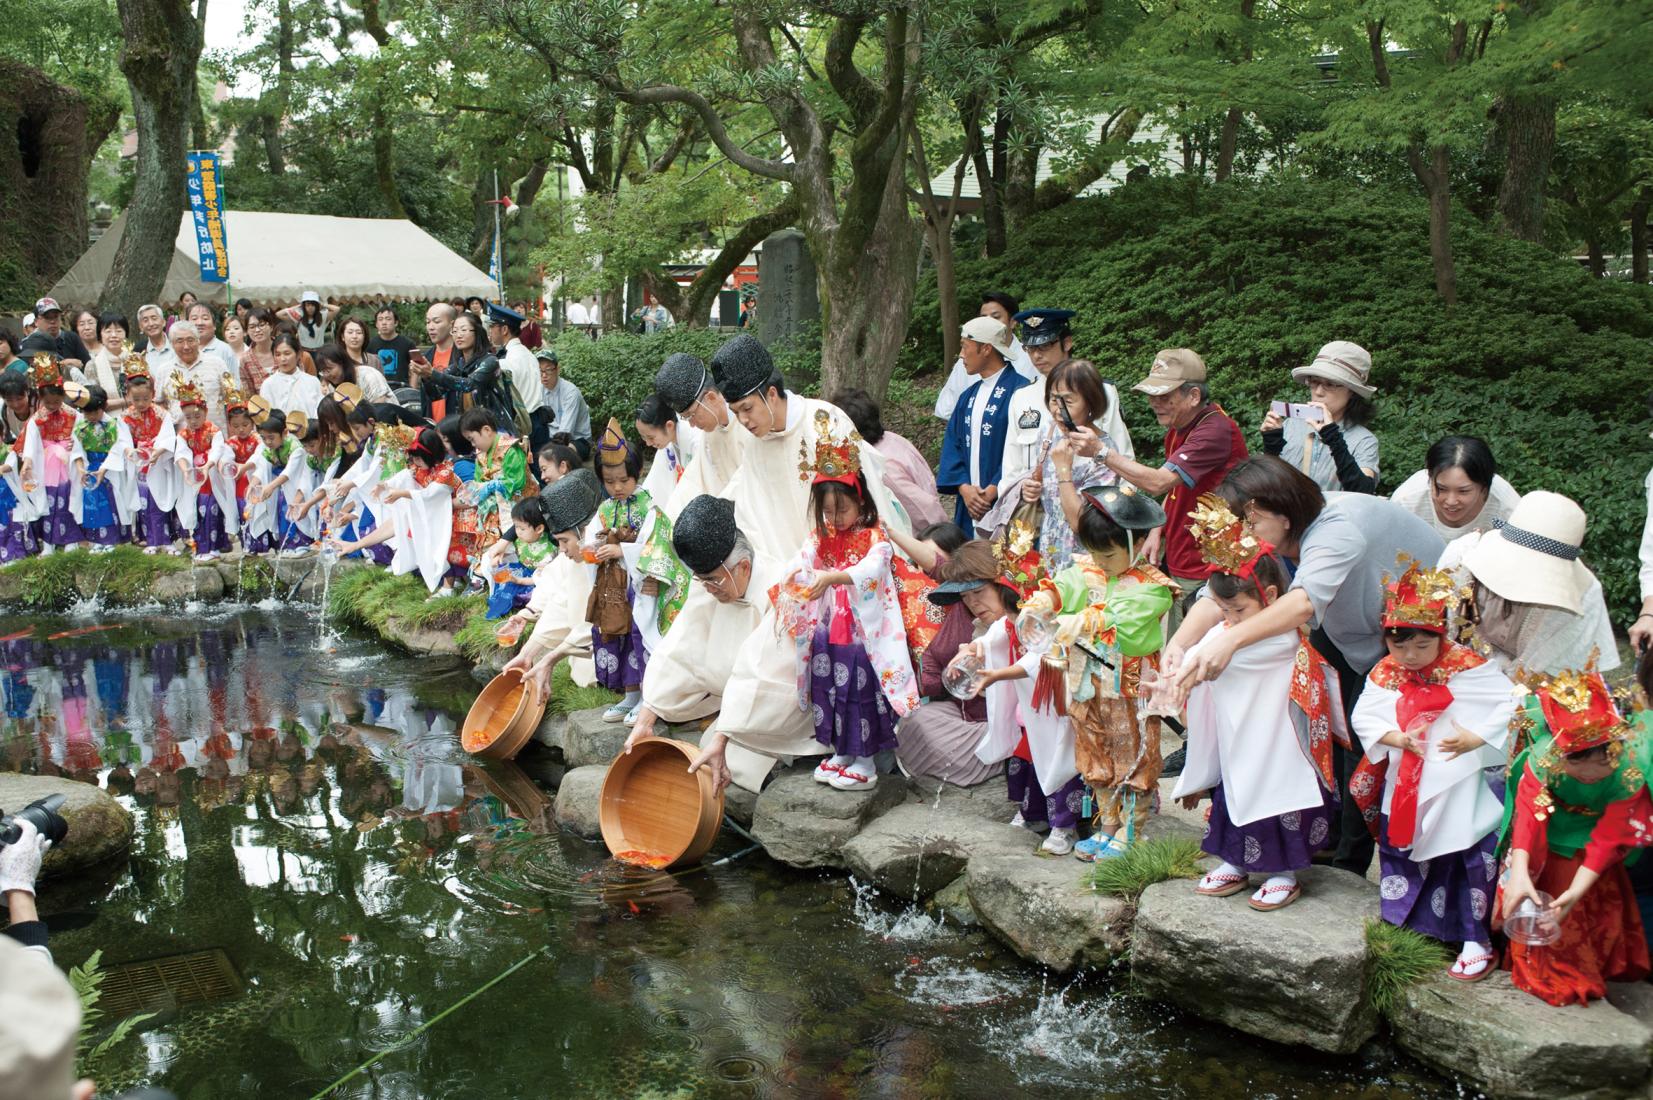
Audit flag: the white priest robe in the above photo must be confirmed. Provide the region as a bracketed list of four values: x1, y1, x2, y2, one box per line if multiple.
[1350, 656, 1515, 863]
[641, 553, 784, 727]
[517, 514, 601, 686]
[672, 410, 748, 515]
[174, 433, 240, 538]
[1171, 624, 1326, 825]
[375, 468, 454, 593]
[720, 396, 907, 566]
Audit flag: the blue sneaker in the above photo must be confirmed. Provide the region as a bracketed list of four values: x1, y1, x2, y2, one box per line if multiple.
[1074, 833, 1127, 863]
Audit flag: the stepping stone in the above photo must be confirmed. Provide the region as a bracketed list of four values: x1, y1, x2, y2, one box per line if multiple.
[0, 773, 133, 878]
[1132, 866, 1378, 1053]
[750, 768, 908, 869]
[552, 764, 608, 839]
[903, 772, 1016, 825]
[560, 707, 630, 768]
[842, 802, 1030, 900]
[963, 840, 1134, 973]
[1389, 972, 1652, 1098]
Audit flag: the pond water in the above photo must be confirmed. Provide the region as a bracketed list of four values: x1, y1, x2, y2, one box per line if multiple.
[0, 603, 1454, 1098]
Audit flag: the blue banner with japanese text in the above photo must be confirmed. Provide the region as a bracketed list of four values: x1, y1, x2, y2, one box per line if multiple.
[185, 152, 230, 283]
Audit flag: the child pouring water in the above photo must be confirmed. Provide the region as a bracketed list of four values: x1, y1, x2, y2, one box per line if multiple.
[245, 406, 304, 556]
[482, 497, 556, 620]
[781, 420, 920, 791]
[591, 419, 652, 724]
[1172, 495, 1344, 911]
[219, 377, 261, 550]
[17, 354, 83, 553]
[119, 356, 181, 554]
[171, 379, 238, 561]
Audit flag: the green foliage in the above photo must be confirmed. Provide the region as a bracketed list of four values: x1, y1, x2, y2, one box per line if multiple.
[1086, 837, 1205, 898]
[547, 661, 618, 717]
[904, 177, 1653, 622]
[0, 547, 189, 609]
[69, 949, 155, 1084]
[1364, 919, 1451, 1015]
[327, 567, 485, 637]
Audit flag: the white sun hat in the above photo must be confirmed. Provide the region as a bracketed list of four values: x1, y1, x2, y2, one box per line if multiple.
[1460, 490, 1595, 613]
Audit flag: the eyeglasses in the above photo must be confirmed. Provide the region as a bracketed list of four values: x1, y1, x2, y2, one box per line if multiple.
[694, 566, 734, 591]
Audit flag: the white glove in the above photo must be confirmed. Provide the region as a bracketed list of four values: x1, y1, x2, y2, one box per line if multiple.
[0, 819, 52, 896]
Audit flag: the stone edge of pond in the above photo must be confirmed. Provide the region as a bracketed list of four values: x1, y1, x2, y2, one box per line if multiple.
[546, 707, 1653, 1100]
[0, 550, 354, 612]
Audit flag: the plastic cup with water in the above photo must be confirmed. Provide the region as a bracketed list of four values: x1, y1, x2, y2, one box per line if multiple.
[943, 649, 986, 700]
[1014, 606, 1056, 654]
[1505, 891, 1561, 946]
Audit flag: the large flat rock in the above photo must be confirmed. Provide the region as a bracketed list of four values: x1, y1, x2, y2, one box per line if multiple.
[902, 772, 1016, 824]
[561, 708, 629, 769]
[1389, 972, 1651, 1098]
[0, 774, 133, 877]
[1132, 866, 1378, 1053]
[842, 802, 1030, 900]
[750, 768, 908, 869]
[552, 764, 608, 839]
[963, 838, 1134, 973]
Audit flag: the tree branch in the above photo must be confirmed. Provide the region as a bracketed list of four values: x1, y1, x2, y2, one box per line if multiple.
[825, 14, 877, 124]
[603, 79, 795, 181]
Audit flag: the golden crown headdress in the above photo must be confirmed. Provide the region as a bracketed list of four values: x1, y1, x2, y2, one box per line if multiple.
[122, 349, 151, 383]
[171, 377, 207, 408]
[806, 409, 861, 486]
[221, 372, 252, 415]
[28, 352, 62, 390]
[1187, 494, 1271, 576]
[375, 422, 417, 457]
[1382, 555, 1461, 634]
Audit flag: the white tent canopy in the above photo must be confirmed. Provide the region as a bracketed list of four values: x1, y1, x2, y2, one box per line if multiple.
[50, 210, 497, 306]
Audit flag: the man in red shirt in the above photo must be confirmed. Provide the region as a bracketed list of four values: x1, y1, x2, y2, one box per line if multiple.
[1079, 348, 1247, 628]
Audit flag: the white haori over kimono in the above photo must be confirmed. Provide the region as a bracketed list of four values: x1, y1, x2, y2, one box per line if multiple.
[69, 419, 136, 528]
[714, 593, 824, 793]
[1350, 655, 1516, 863]
[374, 467, 454, 593]
[245, 445, 302, 546]
[720, 397, 906, 566]
[1171, 624, 1326, 825]
[672, 412, 748, 514]
[971, 615, 1075, 794]
[123, 411, 182, 516]
[640, 420, 698, 520]
[0, 446, 38, 524]
[642, 554, 784, 726]
[282, 454, 330, 541]
[16, 407, 80, 517]
[173, 433, 240, 537]
[330, 444, 385, 529]
[517, 513, 602, 686]
[776, 525, 920, 717]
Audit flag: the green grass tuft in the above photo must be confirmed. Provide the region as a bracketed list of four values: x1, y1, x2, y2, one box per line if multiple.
[0, 546, 189, 608]
[454, 614, 504, 663]
[1086, 836, 1206, 898]
[1364, 919, 1452, 1015]
[548, 661, 619, 716]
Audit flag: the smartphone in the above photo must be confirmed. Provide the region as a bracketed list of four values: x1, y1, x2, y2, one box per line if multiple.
[410, 349, 429, 366]
[1270, 400, 1321, 422]
[1055, 396, 1078, 433]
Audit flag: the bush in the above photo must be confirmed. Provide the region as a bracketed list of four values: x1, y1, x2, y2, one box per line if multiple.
[550, 325, 824, 450]
[1086, 836, 1205, 898]
[1364, 919, 1451, 1015]
[903, 178, 1653, 622]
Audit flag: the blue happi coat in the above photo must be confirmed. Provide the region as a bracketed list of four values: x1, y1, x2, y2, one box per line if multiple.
[936, 367, 1032, 529]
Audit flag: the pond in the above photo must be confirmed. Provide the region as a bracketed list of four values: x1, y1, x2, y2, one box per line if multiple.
[0, 603, 1453, 1098]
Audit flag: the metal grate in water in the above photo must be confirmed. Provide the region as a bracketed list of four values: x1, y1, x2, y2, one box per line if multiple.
[98, 948, 243, 1017]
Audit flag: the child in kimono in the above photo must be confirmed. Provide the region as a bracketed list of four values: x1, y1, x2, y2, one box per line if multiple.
[592, 419, 652, 723]
[785, 428, 920, 792]
[1350, 559, 1517, 980]
[461, 407, 529, 554]
[1498, 668, 1653, 1005]
[120, 359, 179, 553]
[17, 354, 83, 553]
[483, 496, 556, 620]
[219, 380, 261, 550]
[246, 409, 304, 556]
[1173, 495, 1344, 911]
[173, 380, 236, 561]
[284, 418, 337, 555]
[0, 431, 37, 562]
[326, 402, 394, 565]
[67, 384, 130, 550]
[330, 427, 468, 593]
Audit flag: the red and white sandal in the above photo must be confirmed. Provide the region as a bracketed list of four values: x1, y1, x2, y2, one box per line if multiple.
[1195, 871, 1248, 897]
[1248, 880, 1302, 912]
[1448, 951, 1497, 982]
[812, 759, 844, 784]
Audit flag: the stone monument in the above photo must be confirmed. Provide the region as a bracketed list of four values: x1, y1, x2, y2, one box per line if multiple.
[756, 228, 819, 352]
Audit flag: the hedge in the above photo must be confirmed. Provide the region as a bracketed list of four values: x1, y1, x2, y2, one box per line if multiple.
[899, 177, 1653, 624]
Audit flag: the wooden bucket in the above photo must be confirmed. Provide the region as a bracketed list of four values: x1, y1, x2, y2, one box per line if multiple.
[460, 669, 546, 761]
[598, 738, 725, 870]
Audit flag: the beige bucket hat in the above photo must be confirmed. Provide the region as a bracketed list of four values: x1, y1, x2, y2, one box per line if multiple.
[1460, 490, 1595, 613]
[0, 937, 80, 1099]
[1292, 340, 1376, 399]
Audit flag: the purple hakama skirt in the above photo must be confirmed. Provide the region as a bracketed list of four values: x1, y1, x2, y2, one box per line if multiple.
[38, 481, 85, 546]
[593, 585, 647, 692]
[1203, 783, 1336, 874]
[1377, 815, 1498, 944]
[1005, 756, 1087, 829]
[190, 491, 232, 554]
[808, 622, 898, 758]
[132, 483, 177, 548]
[78, 455, 124, 544]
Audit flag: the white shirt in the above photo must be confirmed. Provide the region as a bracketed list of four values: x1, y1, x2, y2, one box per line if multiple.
[142, 335, 175, 377]
[259, 369, 323, 419]
[500, 338, 545, 414]
[934, 338, 1037, 419]
[967, 366, 1005, 487]
[155, 354, 227, 428]
[348, 363, 395, 404]
[199, 338, 239, 376]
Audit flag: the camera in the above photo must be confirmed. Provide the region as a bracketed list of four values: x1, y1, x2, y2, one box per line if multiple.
[0, 794, 69, 847]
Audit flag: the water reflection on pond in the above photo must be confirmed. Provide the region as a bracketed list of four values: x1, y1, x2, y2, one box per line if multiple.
[1, 606, 1450, 1098]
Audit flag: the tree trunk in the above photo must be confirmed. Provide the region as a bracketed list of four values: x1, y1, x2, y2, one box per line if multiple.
[1492, 91, 1555, 242]
[1586, 237, 1605, 277]
[190, 0, 209, 148]
[1001, 139, 1039, 237]
[1215, 108, 1242, 182]
[261, 0, 293, 175]
[358, 0, 405, 218]
[1418, 146, 1457, 306]
[1631, 188, 1649, 284]
[104, 0, 201, 316]
[911, 121, 973, 369]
